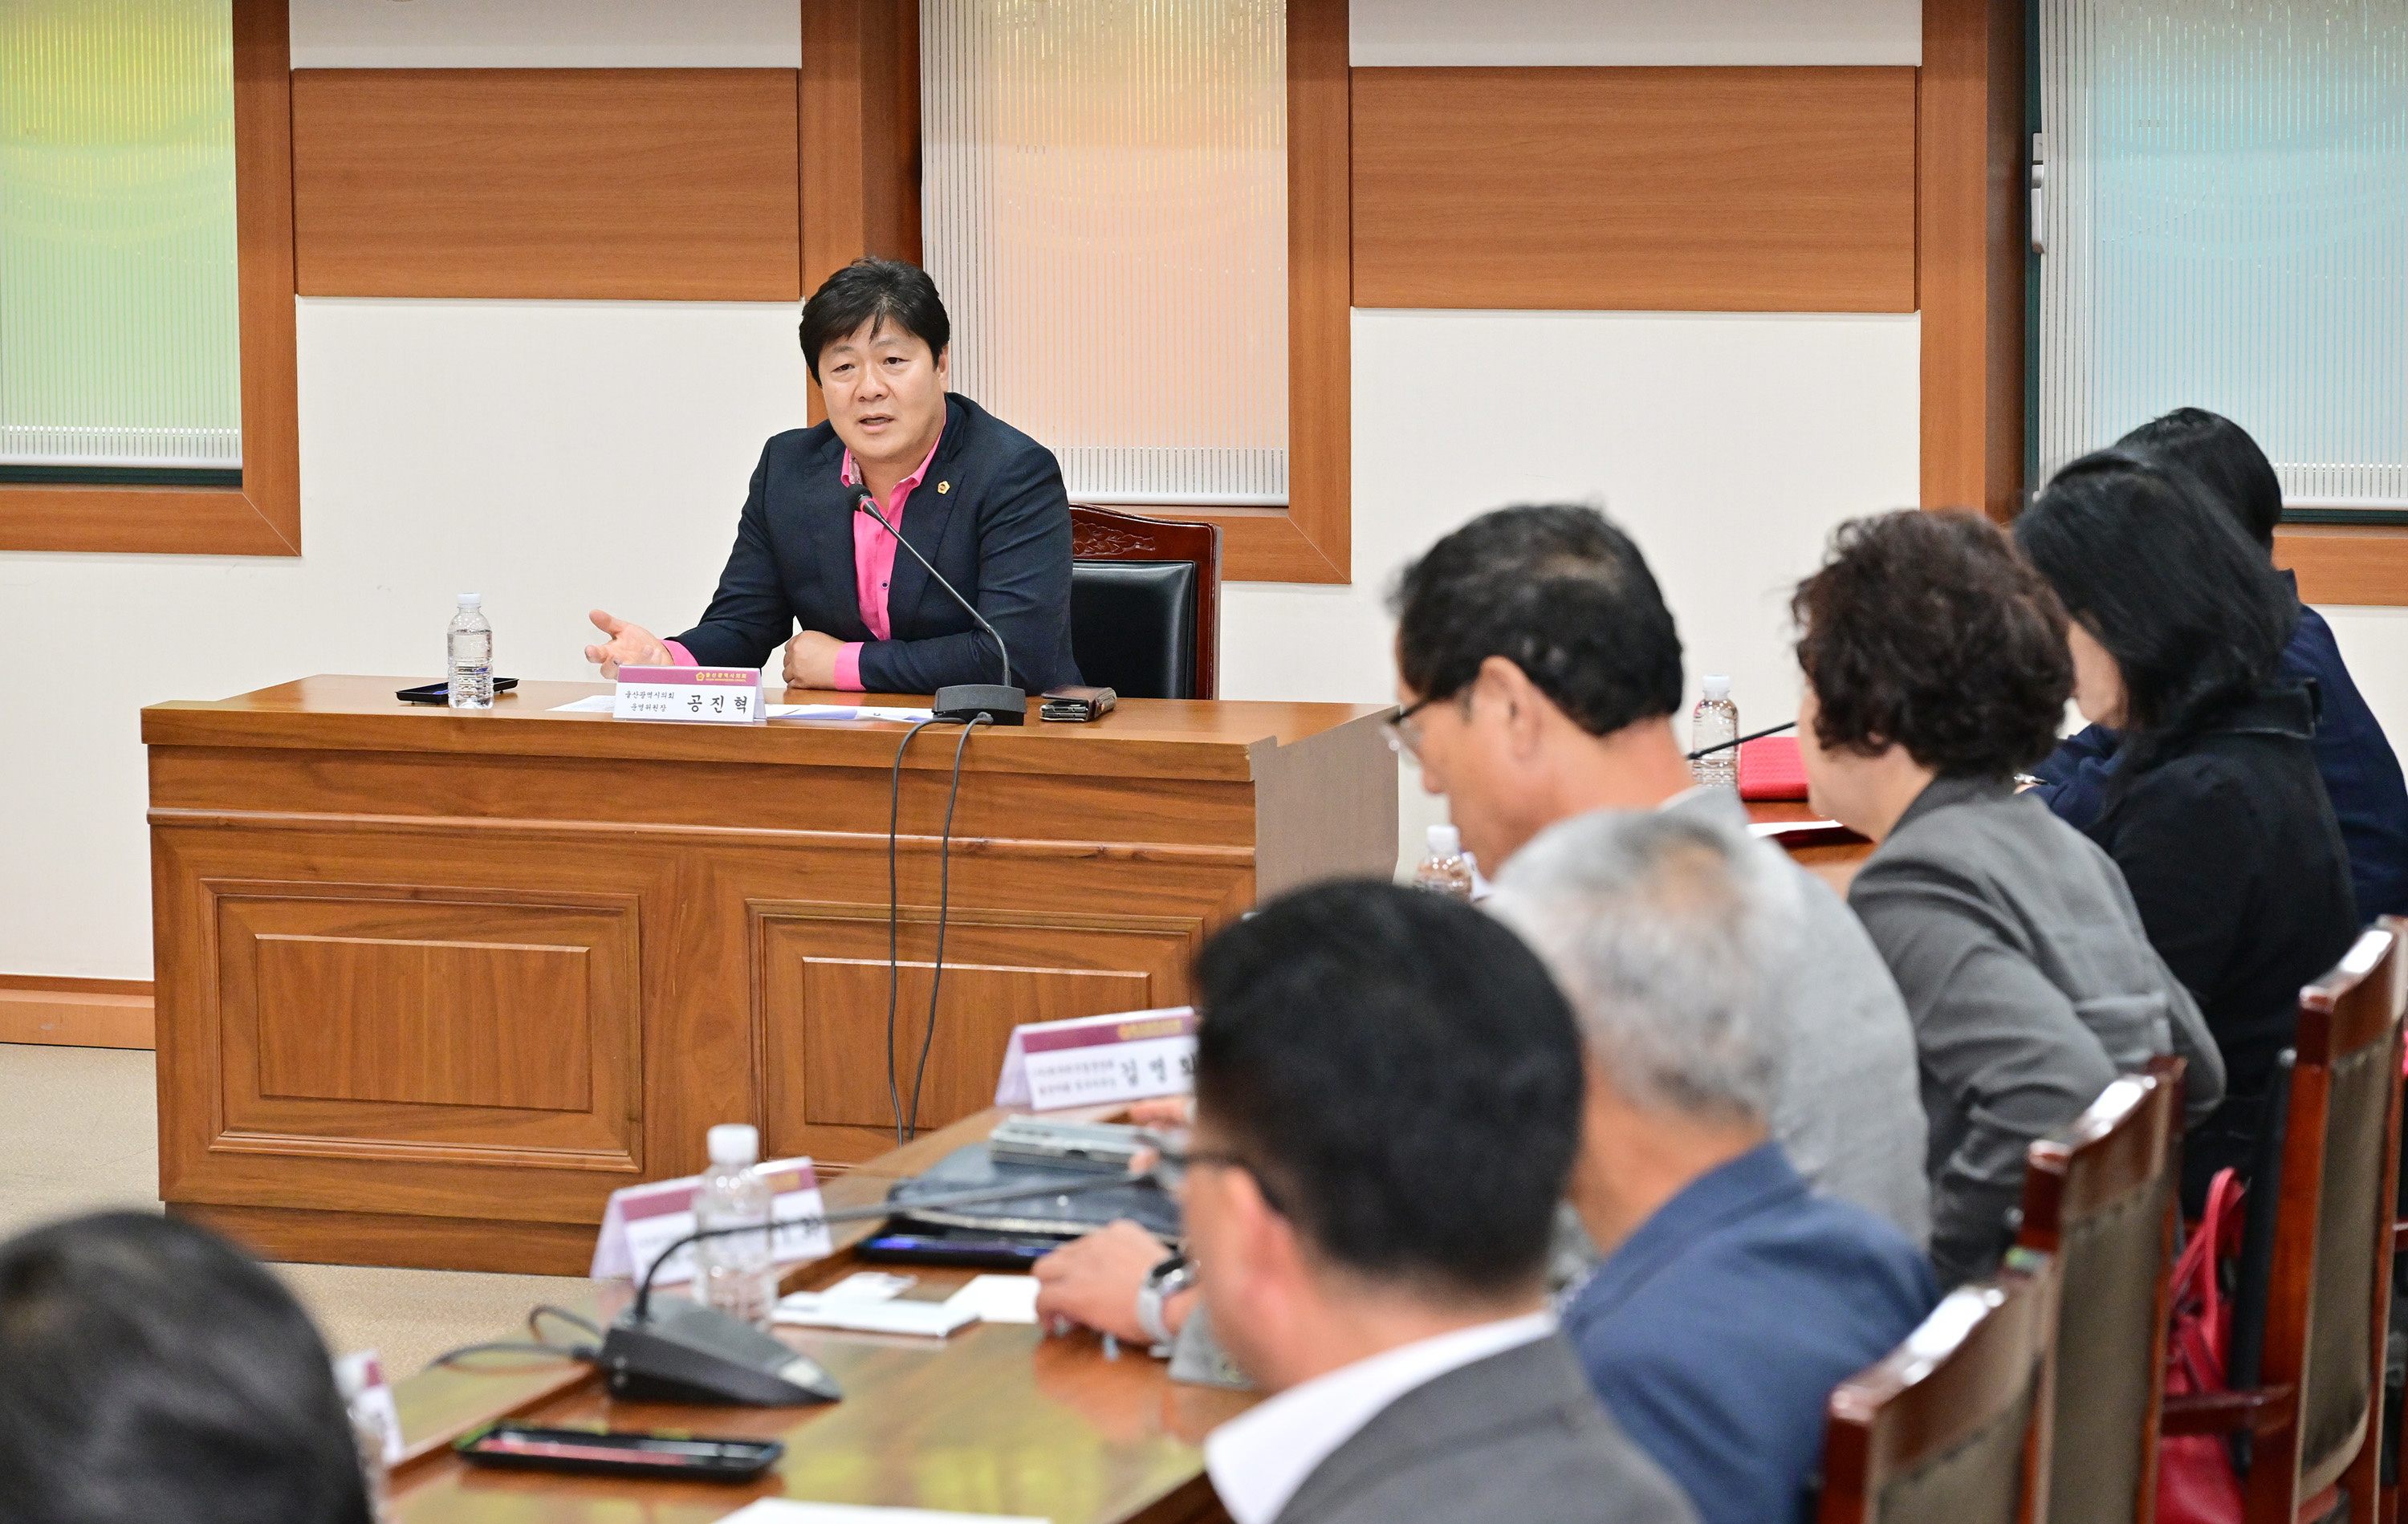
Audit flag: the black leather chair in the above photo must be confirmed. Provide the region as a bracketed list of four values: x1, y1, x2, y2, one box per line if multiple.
[1068, 506, 1222, 700]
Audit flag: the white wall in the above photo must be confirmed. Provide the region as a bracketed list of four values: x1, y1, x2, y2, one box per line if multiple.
[0, 300, 805, 978]
[1350, 0, 1922, 66]
[1230, 309, 1923, 868]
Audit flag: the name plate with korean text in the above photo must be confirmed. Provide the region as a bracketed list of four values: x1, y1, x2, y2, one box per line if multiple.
[589, 1156, 832, 1286]
[612, 665, 764, 724]
[993, 1007, 1198, 1112]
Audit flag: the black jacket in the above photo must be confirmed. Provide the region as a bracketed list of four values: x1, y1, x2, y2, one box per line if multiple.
[671, 393, 1082, 693]
[2085, 684, 2359, 1202]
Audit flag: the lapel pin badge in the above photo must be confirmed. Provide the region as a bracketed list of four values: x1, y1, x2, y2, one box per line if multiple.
[937, 481, 950, 494]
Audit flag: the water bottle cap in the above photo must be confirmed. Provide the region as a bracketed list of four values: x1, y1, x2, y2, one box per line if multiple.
[456, 593, 482, 608]
[1701, 675, 1731, 700]
[706, 1123, 759, 1167]
[1427, 823, 1461, 858]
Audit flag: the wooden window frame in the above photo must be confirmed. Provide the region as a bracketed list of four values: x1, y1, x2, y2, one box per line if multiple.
[0, 0, 299, 556]
[821, 0, 1350, 585]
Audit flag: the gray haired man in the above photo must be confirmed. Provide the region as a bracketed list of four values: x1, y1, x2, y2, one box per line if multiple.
[1490, 809, 1938, 1524]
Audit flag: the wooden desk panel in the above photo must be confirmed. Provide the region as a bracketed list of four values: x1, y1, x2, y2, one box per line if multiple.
[148, 679, 1393, 1274]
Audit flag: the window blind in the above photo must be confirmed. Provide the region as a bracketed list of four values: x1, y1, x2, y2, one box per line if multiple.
[2036, 0, 2408, 510]
[920, 0, 1287, 507]
[0, 0, 239, 471]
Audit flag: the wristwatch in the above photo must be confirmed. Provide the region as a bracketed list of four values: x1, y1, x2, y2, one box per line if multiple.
[1136, 1252, 1195, 1353]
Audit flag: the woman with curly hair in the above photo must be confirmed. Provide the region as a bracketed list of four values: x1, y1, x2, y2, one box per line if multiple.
[1792, 508, 2223, 1286]
[2016, 449, 2356, 1202]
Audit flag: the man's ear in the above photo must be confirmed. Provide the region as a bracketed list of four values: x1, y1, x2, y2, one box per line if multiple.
[1477, 655, 1556, 759]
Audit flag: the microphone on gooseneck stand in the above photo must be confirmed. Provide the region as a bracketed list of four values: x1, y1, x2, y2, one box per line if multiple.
[600, 1168, 1147, 1404]
[855, 489, 1026, 726]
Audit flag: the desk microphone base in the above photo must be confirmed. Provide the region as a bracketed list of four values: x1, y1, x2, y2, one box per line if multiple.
[934, 684, 1027, 725]
[600, 1301, 841, 1406]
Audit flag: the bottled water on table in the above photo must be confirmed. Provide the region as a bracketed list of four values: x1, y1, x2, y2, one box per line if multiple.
[1690, 676, 1739, 790]
[446, 594, 494, 709]
[1413, 823, 1476, 900]
[695, 1123, 776, 1329]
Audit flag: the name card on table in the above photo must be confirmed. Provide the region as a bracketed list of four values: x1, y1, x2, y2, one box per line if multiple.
[612, 665, 764, 724]
[993, 1007, 1198, 1112]
[590, 1156, 832, 1286]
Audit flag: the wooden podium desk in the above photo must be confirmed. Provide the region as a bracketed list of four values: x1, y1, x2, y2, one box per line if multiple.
[144, 677, 1395, 1274]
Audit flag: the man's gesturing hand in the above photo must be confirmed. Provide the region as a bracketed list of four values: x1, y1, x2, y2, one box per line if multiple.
[1031, 1220, 1177, 1344]
[584, 610, 669, 679]
[783, 630, 847, 690]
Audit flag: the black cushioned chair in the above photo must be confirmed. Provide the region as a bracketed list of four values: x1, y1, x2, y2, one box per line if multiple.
[1068, 506, 1221, 700]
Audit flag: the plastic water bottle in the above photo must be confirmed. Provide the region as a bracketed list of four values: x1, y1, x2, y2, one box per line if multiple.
[332, 1350, 399, 1522]
[1691, 676, 1739, 790]
[1413, 823, 1475, 900]
[694, 1123, 776, 1329]
[446, 594, 494, 709]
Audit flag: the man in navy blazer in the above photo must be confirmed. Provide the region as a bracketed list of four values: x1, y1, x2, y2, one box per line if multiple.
[585, 259, 1082, 697]
[1491, 808, 1938, 1524]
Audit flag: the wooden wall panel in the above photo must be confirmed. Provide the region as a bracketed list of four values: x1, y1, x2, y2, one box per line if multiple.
[1921, 0, 2029, 521]
[756, 902, 1199, 1164]
[212, 888, 640, 1168]
[1351, 66, 1918, 313]
[291, 68, 802, 301]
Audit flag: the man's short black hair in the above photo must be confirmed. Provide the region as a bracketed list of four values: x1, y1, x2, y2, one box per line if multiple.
[799, 258, 951, 383]
[1193, 879, 1584, 1300]
[1793, 509, 2072, 779]
[0, 1212, 372, 1524]
[1389, 505, 1683, 736]
[2118, 408, 2284, 551]
[2016, 447, 2295, 764]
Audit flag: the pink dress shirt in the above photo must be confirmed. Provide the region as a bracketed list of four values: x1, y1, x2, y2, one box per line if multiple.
[663, 429, 943, 691]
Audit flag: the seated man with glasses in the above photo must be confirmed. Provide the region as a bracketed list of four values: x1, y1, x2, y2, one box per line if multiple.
[1033, 504, 1926, 1358]
[1174, 879, 1698, 1524]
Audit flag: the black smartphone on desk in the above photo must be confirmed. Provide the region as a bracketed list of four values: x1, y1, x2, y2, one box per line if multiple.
[454, 1421, 782, 1481]
[397, 678, 518, 705]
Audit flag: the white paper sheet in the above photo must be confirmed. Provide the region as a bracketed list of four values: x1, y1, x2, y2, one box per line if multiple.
[715, 1504, 1048, 1524]
[942, 1274, 1042, 1325]
[549, 695, 620, 713]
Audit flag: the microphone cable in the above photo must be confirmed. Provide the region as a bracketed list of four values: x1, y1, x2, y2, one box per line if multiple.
[886, 713, 992, 1144]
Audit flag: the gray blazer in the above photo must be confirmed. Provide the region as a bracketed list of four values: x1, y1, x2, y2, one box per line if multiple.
[1271, 1335, 1700, 1524]
[1849, 774, 2227, 1286]
[1662, 790, 1932, 1246]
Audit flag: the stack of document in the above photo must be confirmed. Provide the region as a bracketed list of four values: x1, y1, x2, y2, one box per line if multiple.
[771, 1271, 1040, 1338]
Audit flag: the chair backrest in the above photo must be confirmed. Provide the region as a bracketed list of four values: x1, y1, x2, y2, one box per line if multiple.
[1068, 506, 1222, 699]
[1818, 1254, 2058, 1524]
[2245, 919, 2406, 1518]
[2015, 1058, 2185, 1524]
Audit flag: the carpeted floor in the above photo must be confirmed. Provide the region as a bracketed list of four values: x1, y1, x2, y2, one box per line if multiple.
[0, 1042, 590, 1380]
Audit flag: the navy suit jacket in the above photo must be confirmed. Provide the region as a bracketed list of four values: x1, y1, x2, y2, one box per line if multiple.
[2032, 572, 2408, 916]
[1561, 1143, 1938, 1524]
[671, 393, 1083, 695]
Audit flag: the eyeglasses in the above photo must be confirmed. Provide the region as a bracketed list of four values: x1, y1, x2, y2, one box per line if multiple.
[1382, 693, 1444, 767]
[1151, 1143, 1287, 1215]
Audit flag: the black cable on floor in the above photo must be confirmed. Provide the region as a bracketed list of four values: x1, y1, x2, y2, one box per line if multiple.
[905, 715, 990, 1141]
[887, 716, 945, 1145]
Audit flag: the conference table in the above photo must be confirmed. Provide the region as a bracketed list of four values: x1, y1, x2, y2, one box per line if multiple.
[386, 1103, 1248, 1524]
[142, 677, 1397, 1277]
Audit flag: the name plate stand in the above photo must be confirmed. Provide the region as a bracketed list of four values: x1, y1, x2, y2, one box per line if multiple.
[612, 665, 764, 725]
[590, 1156, 832, 1285]
[994, 1007, 1198, 1112]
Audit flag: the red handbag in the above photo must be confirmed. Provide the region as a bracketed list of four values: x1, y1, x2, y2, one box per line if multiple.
[2158, 1166, 2246, 1524]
